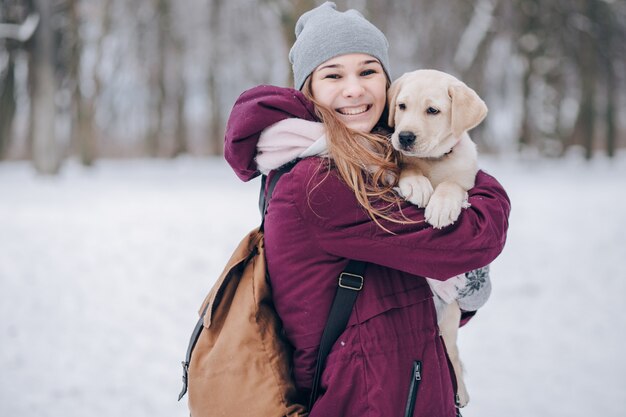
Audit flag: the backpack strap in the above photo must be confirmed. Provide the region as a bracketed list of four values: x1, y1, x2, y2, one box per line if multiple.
[259, 160, 298, 230]
[257, 174, 267, 218]
[259, 168, 290, 231]
[309, 259, 366, 409]
[178, 313, 205, 400]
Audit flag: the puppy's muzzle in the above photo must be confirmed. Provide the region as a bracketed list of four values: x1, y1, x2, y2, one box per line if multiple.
[398, 131, 416, 148]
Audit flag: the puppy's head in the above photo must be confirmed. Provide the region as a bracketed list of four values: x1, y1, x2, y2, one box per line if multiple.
[387, 69, 487, 158]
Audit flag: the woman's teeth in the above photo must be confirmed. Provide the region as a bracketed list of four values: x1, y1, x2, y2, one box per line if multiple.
[337, 105, 370, 116]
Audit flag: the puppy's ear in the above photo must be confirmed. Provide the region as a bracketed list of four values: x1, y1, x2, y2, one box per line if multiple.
[387, 73, 409, 128]
[449, 83, 488, 138]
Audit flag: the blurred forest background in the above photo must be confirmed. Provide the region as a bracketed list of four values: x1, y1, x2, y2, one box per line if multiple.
[0, 0, 625, 175]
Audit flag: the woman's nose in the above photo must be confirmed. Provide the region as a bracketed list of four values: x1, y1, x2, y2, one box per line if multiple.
[342, 77, 365, 98]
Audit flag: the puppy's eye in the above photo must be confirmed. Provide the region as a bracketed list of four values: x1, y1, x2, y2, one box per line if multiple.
[426, 107, 439, 115]
[398, 103, 406, 111]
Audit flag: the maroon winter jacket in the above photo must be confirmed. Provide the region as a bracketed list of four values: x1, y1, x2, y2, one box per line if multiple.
[224, 85, 511, 417]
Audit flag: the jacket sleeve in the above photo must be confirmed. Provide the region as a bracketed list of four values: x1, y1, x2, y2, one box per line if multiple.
[224, 85, 318, 181]
[291, 163, 511, 280]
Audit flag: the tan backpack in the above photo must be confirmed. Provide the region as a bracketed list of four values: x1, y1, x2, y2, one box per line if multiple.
[178, 168, 365, 417]
[179, 227, 308, 416]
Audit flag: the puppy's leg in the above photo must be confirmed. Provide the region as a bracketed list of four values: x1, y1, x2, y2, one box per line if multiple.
[439, 300, 470, 408]
[397, 167, 434, 208]
[425, 181, 468, 228]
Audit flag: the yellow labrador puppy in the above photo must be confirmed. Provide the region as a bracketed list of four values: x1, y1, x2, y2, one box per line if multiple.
[388, 69, 488, 408]
[388, 69, 487, 229]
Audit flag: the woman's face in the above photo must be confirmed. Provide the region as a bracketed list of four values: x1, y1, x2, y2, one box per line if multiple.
[310, 53, 387, 133]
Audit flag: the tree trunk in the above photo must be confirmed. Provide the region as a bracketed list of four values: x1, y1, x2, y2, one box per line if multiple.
[284, 0, 316, 87]
[518, 64, 533, 150]
[170, 4, 187, 157]
[206, 0, 224, 156]
[68, 0, 97, 166]
[0, 54, 16, 159]
[30, 0, 61, 174]
[144, 0, 169, 157]
[568, 0, 597, 160]
[596, 0, 617, 159]
[1, 1, 36, 160]
[515, 0, 542, 151]
[172, 21, 187, 159]
[605, 60, 616, 158]
[264, 0, 316, 87]
[571, 66, 595, 160]
[172, 84, 187, 157]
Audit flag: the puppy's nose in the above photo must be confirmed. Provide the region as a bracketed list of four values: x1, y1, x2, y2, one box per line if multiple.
[398, 131, 416, 147]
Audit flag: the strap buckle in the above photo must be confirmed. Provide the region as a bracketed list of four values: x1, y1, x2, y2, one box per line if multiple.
[338, 272, 363, 291]
[178, 361, 189, 401]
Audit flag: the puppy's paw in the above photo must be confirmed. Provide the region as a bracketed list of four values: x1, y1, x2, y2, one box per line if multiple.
[397, 174, 434, 207]
[425, 191, 466, 229]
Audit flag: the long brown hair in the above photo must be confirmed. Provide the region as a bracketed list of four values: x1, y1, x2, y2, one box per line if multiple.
[302, 78, 414, 232]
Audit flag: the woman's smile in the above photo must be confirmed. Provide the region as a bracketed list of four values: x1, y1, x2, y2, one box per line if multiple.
[336, 104, 372, 116]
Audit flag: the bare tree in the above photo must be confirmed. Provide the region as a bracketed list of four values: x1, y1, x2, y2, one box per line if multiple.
[0, 3, 38, 159]
[143, 0, 168, 156]
[170, 8, 187, 158]
[68, 0, 100, 166]
[29, 0, 61, 174]
[596, 0, 623, 159]
[206, 0, 224, 155]
[0, 40, 16, 159]
[262, 0, 316, 86]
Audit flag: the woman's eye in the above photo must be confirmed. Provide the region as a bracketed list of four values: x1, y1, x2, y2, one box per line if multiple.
[426, 107, 439, 115]
[398, 103, 406, 111]
[324, 74, 340, 79]
[361, 69, 376, 76]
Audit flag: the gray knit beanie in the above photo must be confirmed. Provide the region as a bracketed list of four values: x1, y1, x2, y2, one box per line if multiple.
[289, 2, 391, 90]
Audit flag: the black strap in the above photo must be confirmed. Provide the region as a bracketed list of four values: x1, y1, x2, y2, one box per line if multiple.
[259, 169, 289, 231]
[308, 259, 366, 409]
[258, 174, 267, 217]
[178, 310, 206, 400]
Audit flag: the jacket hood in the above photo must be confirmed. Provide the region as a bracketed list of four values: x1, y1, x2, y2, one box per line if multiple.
[224, 85, 318, 181]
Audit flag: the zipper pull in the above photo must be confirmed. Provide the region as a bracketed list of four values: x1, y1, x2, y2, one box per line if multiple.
[414, 361, 422, 381]
[405, 361, 422, 417]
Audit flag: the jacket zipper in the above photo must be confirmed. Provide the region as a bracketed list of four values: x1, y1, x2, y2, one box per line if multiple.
[440, 335, 463, 416]
[404, 360, 422, 417]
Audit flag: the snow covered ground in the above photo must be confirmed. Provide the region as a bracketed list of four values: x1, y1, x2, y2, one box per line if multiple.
[1, 154, 625, 417]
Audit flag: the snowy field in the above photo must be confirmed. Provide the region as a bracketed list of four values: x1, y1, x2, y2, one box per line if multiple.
[1, 154, 625, 417]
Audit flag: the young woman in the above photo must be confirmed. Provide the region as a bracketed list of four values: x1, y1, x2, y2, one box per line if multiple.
[224, 3, 510, 416]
